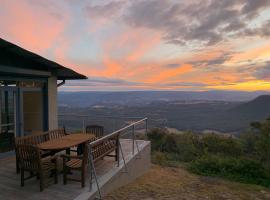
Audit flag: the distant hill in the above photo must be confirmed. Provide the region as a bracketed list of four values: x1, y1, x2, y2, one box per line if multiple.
[231, 95, 270, 120]
[58, 91, 269, 108]
[58, 92, 270, 134]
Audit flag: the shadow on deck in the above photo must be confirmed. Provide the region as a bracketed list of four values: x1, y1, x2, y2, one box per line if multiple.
[0, 139, 150, 200]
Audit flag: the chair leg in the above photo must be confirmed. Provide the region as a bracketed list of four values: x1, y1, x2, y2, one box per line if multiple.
[63, 162, 67, 185]
[40, 174, 44, 192]
[115, 149, 118, 161]
[81, 167, 85, 188]
[21, 169, 24, 187]
[54, 161, 58, 184]
[66, 148, 70, 156]
[16, 157, 20, 174]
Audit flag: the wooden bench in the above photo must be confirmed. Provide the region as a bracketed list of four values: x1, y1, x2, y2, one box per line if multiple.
[62, 132, 119, 187]
[91, 132, 119, 163]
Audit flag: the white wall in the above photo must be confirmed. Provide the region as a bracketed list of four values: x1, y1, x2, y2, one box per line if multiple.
[48, 75, 58, 130]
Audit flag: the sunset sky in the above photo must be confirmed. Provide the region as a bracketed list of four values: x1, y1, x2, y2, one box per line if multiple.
[1, 0, 270, 91]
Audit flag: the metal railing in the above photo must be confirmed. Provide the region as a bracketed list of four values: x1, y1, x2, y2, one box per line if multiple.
[58, 114, 146, 134]
[87, 117, 148, 199]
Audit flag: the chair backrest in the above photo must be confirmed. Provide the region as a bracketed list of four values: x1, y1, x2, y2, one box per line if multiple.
[15, 132, 49, 146]
[48, 128, 66, 140]
[16, 144, 41, 170]
[85, 125, 104, 138]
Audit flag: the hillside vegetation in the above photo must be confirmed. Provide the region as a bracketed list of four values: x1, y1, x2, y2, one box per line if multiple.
[105, 118, 270, 200]
[148, 117, 270, 187]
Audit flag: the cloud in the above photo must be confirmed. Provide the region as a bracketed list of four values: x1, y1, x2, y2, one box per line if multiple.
[166, 63, 181, 68]
[0, 0, 68, 53]
[253, 62, 270, 80]
[190, 51, 234, 71]
[65, 76, 142, 87]
[123, 0, 270, 46]
[85, 1, 124, 19]
[241, 0, 270, 19]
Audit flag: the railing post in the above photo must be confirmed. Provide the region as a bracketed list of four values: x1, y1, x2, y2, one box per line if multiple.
[88, 145, 102, 199]
[146, 118, 148, 136]
[82, 117, 85, 133]
[132, 125, 135, 155]
[117, 133, 120, 167]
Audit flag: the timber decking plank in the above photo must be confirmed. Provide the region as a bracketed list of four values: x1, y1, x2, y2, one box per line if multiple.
[0, 139, 138, 200]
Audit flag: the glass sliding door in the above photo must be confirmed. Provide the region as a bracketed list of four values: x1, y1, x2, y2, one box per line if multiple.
[0, 87, 16, 153]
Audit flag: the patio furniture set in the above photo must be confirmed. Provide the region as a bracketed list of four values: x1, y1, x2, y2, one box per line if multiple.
[15, 125, 120, 191]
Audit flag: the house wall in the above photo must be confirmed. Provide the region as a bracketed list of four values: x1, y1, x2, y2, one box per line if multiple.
[47, 75, 58, 130]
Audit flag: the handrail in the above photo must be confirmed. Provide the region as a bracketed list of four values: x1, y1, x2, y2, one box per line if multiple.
[58, 114, 144, 120]
[89, 117, 147, 146]
[88, 117, 148, 198]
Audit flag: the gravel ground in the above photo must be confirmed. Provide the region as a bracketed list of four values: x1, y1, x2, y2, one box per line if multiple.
[104, 164, 270, 200]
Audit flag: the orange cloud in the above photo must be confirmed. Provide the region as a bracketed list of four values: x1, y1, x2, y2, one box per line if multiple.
[229, 43, 270, 64]
[145, 64, 193, 84]
[0, 0, 67, 53]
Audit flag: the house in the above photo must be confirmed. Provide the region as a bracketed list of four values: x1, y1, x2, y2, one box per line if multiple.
[0, 38, 87, 153]
[0, 38, 151, 199]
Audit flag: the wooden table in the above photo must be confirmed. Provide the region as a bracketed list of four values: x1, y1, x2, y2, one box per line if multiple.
[38, 133, 95, 151]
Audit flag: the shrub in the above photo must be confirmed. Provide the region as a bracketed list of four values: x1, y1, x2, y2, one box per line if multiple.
[173, 132, 201, 162]
[201, 133, 243, 157]
[147, 128, 168, 152]
[240, 131, 258, 155]
[247, 119, 270, 164]
[189, 154, 270, 187]
[151, 151, 168, 166]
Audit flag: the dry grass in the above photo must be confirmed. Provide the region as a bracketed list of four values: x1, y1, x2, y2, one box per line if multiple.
[104, 164, 270, 200]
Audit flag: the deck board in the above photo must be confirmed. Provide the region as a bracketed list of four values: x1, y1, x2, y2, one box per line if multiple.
[0, 139, 140, 200]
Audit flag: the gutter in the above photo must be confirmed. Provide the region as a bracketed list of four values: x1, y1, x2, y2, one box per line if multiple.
[57, 80, 65, 87]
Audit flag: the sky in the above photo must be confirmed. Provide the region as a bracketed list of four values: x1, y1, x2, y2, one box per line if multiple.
[1, 0, 270, 91]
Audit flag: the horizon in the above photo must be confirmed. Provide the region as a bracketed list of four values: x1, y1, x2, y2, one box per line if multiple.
[57, 90, 270, 93]
[1, 0, 270, 91]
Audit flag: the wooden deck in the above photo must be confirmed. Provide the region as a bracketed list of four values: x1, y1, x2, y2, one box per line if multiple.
[0, 139, 143, 200]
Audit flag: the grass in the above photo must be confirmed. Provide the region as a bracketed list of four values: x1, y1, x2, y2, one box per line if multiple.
[104, 164, 270, 200]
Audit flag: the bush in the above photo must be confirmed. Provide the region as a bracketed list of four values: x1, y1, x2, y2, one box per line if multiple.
[151, 151, 168, 166]
[201, 133, 243, 156]
[147, 128, 168, 152]
[173, 132, 201, 162]
[147, 125, 270, 187]
[189, 154, 270, 187]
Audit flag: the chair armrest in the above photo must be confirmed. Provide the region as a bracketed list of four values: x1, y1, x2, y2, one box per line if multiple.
[41, 155, 57, 163]
[61, 154, 83, 160]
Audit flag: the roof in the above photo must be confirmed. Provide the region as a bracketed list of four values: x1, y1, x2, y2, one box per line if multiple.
[0, 38, 87, 80]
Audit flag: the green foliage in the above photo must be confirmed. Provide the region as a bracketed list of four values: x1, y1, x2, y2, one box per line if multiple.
[147, 128, 168, 152]
[151, 151, 168, 166]
[147, 119, 270, 187]
[189, 154, 270, 187]
[201, 133, 243, 156]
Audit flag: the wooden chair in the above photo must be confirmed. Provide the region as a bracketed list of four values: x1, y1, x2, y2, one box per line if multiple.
[76, 125, 103, 155]
[85, 125, 104, 138]
[48, 128, 67, 140]
[62, 143, 89, 188]
[16, 144, 58, 191]
[15, 132, 50, 174]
